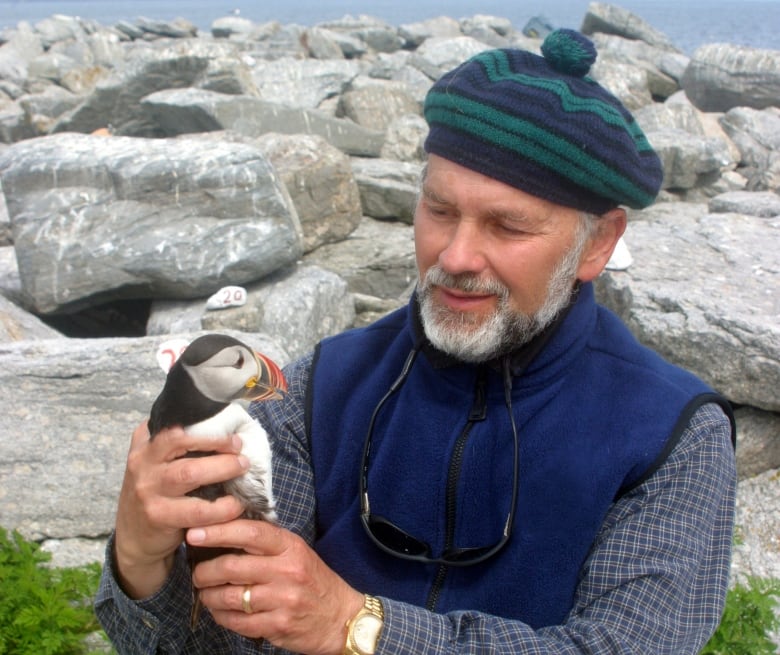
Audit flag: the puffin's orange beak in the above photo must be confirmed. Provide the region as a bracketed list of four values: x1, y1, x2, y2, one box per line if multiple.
[244, 351, 287, 401]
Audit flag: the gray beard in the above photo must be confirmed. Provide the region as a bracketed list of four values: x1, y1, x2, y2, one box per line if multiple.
[417, 243, 584, 364]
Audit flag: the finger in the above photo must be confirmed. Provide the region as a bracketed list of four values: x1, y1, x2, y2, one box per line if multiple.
[187, 519, 284, 555]
[150, 425, 244, 462]
[161, 451, 250, 497]
[191, 550, 270, 590]
[164, 494, 245, 530]
[197, 583, 266, 614]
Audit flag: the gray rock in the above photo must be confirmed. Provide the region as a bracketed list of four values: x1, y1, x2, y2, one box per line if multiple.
[634, 101, 706, 136]
[0, 183, 10, 246]
[41, 537, 107, 568]
[146, 297, 205, 335]
[250, 57, 362, 110]
[0, 22, 43, 88]
[590, 59, 653, 111]
[313, 29, 367, 60]
[255, 132, 362, 252]
[594, 203, 780, 412]
[412, 36, 491, 78]
[141, 87, 384, 157]
[147, 264, 354, 362]
[51, 40, 247, 136]
[647, 129, 734, 189]
[304, 215, 416, 298]
[227, 265, 354, 361]
[0, 246, 22, 304]
[350, 158, 421, 223]
[581, 2, 681, 52]
[734, 407, 780, 479]
[0, 330, 288, 541]
[17, 85, 84, 136]
[591, 34, 680, 100]
[0, 294, 62, 341]
[318, 15, 404, 54]
[719, 107, 780, 190]
[34, 15, 88, 49]
[0, 101, 34, 143]
[398, 16, 462, 48]
[211, 16, 256, 39]
[709, 191, 780, 217]
[338, 78, 420, 131]
[732, 467, 780, 582]
[681, 43, 780, 112]
[381, 113, 427, 162]
[302, 27, 346, 60]
[83, 30, 126, 69]
[459, 15, 512, 48]
[0, 133, 303, 313]
[134, 16, 198, 39]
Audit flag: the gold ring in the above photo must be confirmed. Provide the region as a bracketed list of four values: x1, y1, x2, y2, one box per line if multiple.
[241, 585, 252, 614]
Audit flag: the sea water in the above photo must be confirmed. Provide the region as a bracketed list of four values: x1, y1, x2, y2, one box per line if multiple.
[1, 0, 779, 54]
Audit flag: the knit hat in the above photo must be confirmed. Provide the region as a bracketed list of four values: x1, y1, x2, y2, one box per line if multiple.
[423, 29, 663, 214]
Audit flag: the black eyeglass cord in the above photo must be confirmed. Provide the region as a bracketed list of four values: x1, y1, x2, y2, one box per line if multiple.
[360, 346, 520, 566]
[501, 356, 520, 539]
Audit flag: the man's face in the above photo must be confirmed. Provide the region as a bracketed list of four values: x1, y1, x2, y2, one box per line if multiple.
[414, 155, 594, 362]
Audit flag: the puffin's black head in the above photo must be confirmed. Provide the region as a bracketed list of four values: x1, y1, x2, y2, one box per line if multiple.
[148, 334, 286, 437]
[179, 334, 286, 404]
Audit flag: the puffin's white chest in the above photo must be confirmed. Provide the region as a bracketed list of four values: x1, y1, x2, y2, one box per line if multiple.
[184, 403, 276, 521]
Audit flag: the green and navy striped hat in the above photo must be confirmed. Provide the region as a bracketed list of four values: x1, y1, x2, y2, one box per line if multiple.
[423, 29, 663, 214]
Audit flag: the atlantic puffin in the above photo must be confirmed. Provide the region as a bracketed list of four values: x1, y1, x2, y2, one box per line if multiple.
[148, 333, 287, 627]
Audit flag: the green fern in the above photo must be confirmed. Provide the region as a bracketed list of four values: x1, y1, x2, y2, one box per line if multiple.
[0, 526, 107, 655]
[701, 575, 780, 655]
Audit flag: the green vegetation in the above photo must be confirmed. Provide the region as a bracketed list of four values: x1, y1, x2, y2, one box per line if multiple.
[702, 575, 780, 655]
[0, 526, 108, 655]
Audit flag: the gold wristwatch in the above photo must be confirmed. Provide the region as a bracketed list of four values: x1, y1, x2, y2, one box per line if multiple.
[343, 595, 384, 655]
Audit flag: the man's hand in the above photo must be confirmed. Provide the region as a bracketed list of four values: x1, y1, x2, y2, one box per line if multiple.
[113, 421, 248, 599]
[188, 520, 365, 655]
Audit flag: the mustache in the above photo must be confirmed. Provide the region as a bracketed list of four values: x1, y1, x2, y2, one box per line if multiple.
[421, 266, 509, 298]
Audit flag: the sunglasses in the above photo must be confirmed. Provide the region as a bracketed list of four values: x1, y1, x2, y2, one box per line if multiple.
[359, 347, 519, 567]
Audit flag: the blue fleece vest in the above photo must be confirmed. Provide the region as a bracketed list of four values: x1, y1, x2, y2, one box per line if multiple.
[308, 283, 732, 628]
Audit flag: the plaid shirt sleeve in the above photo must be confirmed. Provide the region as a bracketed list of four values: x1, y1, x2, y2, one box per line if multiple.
[97, 351, 736, 655]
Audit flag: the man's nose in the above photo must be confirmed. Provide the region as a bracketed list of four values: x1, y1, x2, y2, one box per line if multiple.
[437, 218, 487, 275]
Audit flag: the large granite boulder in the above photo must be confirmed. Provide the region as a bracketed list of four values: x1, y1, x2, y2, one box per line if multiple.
[350, 158, 421, 223]
[255, 132, 362, 252]
[140, 87, 384, 157]
[581, 2, 680, 52]
[303, 216, 416, 299]
[0, 133, 303, 313]
[719, 107, 780, 190]
[51, 40, 255, 136]
[249, 57, 363, 110]
[594, 202, 780, 412]
[0, 293, 62, 341]
[681, 43, 780, 112]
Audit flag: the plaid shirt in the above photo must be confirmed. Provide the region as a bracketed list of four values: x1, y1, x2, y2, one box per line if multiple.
[96, 351, 736, 654]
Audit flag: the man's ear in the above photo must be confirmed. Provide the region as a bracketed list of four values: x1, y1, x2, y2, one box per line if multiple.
[576, 208, 627, 282]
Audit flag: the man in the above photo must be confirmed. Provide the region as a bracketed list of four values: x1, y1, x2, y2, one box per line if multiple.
[96, 30, 736, 654]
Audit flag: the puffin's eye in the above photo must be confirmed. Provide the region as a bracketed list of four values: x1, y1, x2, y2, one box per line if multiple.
[234, 353, 245, 368]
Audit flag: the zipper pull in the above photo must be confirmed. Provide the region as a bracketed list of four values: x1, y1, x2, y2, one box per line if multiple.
[469, 368, 488, 421]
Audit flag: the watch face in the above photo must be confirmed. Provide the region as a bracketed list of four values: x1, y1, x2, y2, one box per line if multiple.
[353, 614, 383, 652]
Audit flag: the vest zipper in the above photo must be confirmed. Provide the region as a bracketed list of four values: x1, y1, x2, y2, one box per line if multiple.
[426, 368, 488, 611]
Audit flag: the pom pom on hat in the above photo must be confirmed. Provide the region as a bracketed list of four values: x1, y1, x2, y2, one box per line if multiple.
[423, 29, 664, 214]
[540, 28, 596, 76]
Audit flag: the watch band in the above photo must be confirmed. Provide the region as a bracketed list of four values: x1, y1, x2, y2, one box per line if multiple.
[343, 594, 384, 655]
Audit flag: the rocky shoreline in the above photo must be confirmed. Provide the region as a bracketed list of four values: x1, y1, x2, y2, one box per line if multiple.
[0, 1, 778, 620]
